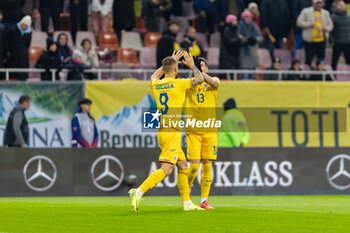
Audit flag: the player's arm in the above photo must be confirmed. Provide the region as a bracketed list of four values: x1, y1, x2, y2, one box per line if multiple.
[182, 51, 204, 87]
[203, 72, 219, 89]
[151, 67, 164, 82]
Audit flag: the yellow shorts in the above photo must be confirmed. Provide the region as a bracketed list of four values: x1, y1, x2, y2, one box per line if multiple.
[158, 130, 186, 164]
[186, 133, 218, 161]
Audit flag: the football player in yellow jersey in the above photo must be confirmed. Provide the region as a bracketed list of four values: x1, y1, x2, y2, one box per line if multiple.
[185, 57, 220, 209]
[129, 50, 204, 211]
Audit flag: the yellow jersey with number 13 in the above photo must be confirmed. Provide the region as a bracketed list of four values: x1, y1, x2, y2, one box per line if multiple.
[152, 77, 193, 131]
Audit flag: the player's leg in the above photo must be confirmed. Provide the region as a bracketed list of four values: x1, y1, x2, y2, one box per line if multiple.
[199, 133, 218, 209]
[200, 159, 214, 209]
[129, 162, 173, 211]
[186, 134, 202, 189]
[177, 159, 203, 211]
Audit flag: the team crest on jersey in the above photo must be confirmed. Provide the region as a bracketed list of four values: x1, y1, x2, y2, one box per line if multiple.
[174, 155, 178, 161]
[203, 83, 208, 89]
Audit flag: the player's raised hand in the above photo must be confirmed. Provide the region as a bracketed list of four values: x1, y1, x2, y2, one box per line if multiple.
[182, 51, 195, 68]
[172, 50, 184, 62]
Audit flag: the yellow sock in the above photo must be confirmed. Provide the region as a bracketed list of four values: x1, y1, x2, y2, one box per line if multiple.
[177, 168, 191, 202]
[188, 163, 200, 188]
[139, 169, 166, 194]
[201, 163, 212, 199]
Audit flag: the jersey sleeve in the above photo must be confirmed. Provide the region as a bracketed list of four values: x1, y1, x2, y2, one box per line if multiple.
[212, 77, 220, 89]
[178, 78, 193, 90]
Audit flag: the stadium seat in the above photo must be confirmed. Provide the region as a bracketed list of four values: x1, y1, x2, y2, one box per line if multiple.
[117, 48, 139, 67]
[295, 49, 306, 64]
[99, 32, 120, 51]
[144, 32, 162, 48]
[29, 46, 43, 64]
[139, 47, 156, 68]
[182, 1, 197, 20]
[172, 16, 189, 33]
[275, 49, 292, 68]
[133, 17, 147, 34]
[76, 31, 97, 47]
[210, 33, 221, 48]
[121, 32, 143, 52]
[335, 64, 350, 81]
[31, 31, 48, 47]
[97, 48, 114, 68]
[195, 33, 209, 53]
[53, 31, 75, 48]
[258, 48, 272, 68]
[207, 48, 219, 69]
[111, 63, 134, 80]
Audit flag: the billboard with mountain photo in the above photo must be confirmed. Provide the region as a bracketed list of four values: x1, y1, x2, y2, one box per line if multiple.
[0, 83, 83, 147]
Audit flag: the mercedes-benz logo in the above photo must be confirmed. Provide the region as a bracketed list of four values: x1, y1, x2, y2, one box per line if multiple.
[23, 155, 57, 192]
[326, 154, 350, 190]
[91, 155, 124, 192]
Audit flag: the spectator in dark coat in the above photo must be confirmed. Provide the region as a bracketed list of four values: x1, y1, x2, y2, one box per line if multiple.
[264, 57, 282, 80]
[293, 0, 312, 56]
[70, 0, 88, 44]
[113, 0, 135, 41]
[39, 0, 61, 32]
[156, 20, 180, 68]
[180, 26, 203, 57]
[143, 0, 172, 33]
[66, 50, 92, 81]
[331, 0, 350, 71]
[219, 14, 243, 71]
[0, 0, 25, 31]
[6, 15, 32, 81]
[35, 38, 61, 81]
[239, 11, 263, 80]
[56, 32, 72, 65]
[309, 59, 333, 81]
[261, 0, 291, 59]
[194, 0, 229, 35]
[286, 58, 306, 80]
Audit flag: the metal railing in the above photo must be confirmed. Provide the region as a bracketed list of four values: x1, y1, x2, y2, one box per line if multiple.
[0, 68, 349, 81]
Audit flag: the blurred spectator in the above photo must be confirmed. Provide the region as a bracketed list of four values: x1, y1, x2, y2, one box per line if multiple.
[71, 98, 98, 148]
[248, 2, 262, 31]
[293, 0, 312, 56]
[286, 58, 306, 80]
[297, 0, 333, 66]
[261, 0, 291, 59]
[66, 50, 92, 80]
[156, 19, 180, 68]
[165, 0, 183, 20]
[3, 95, 31, 148]
[22, 0, 39, 18]
[331, 0, 350, 71]
[6, 15, 32, 81]
[219, 14, 243, 71]
[229, 0, 245, 16]
[91, 0, 114, 41]
[113, 0, 135, 41]
[0, 0, 24, 31]
[79, 38, 99, 80]
[0, 10, 6, 70]
[180, 26, 203, 57]
[56, 32, 72, 64]
[239, 11, 263, 80]
[35, 38, 62, 81]
[143, 0, 172, 33]
[70, 0, 88, 44]
[218, 98, 250, 148]
[264, 57, 281, 80]
[309, 58, 333, 80]
[194, 0, 228, 35]
[39, 0, 61, 32]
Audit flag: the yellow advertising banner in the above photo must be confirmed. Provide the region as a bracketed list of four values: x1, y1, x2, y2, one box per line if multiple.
[85, 80, 350, 148]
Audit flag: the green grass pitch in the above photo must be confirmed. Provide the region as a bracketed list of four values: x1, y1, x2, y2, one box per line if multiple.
[0, 196, 349, 233]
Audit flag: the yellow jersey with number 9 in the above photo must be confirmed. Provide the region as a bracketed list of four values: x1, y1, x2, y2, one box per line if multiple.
[152, 77, 193, 130]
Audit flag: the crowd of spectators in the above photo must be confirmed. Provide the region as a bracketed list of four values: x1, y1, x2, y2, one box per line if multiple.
[0, 0, 349, 81]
